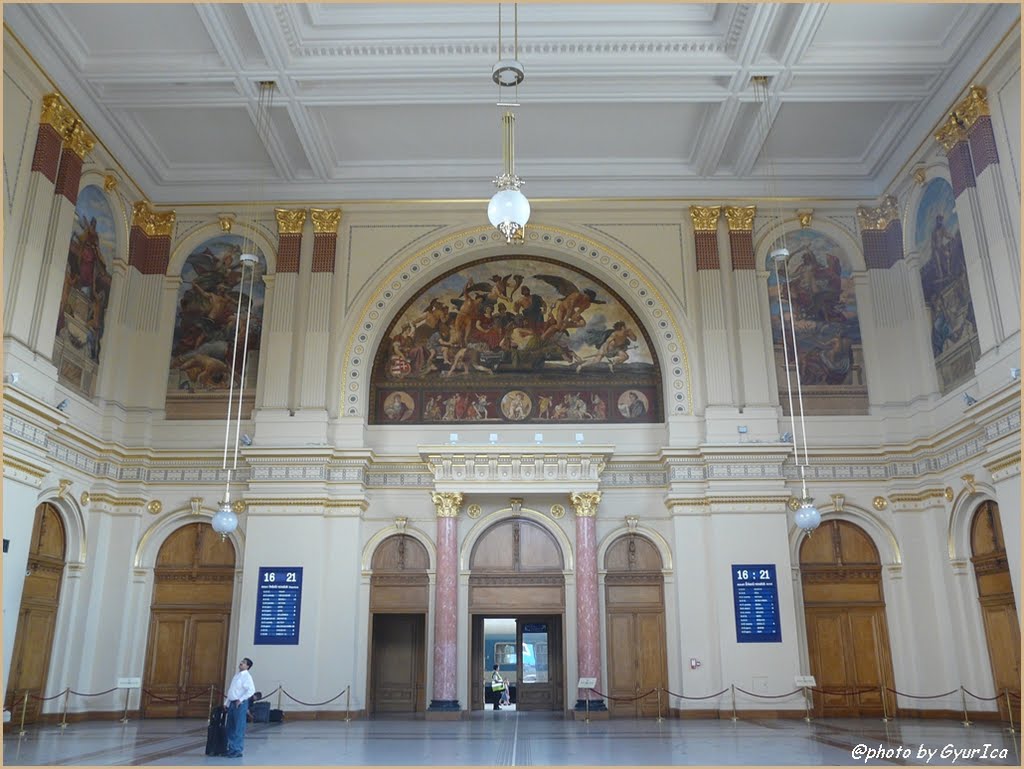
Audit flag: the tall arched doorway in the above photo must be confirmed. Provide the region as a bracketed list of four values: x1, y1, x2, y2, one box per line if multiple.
[141, 522, 235, 717]
[604, 532, 668, 718]
[368, 534, 429, 714]
[969, 500, 1020, 719]
[800, 519, 896, 717]
[469, 516, 565, 712]
[4, 503, 66, 724]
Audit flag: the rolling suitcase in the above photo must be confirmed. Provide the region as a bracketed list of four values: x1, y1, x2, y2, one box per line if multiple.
[205, 706, 228, 756]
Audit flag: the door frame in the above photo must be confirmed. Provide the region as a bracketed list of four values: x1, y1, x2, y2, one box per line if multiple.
[470, 613, 564, 712]
[367, 612, 427, 715]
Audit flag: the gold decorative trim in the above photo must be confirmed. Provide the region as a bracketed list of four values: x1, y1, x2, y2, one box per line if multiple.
[856, 195, 900, 231]
[830, 493, 845, 512]
[310, 208, 342, 234]
[944, 487, 954, 501]
[569, 491, 601, 517]
[146, 500, 162, 515]
[275, 208, 307, 235]
[58, 479, 72, 498]
[2, 455, 49, 479]
[670, 495, 793, 508]
[872, 496, 888, 511]
[63, 121, 95, 159]
[189, 497, 203, 515]
[103, 174, 118, 192]
[723, 205, 755, 232]
[952, 85, 989, 130]
[218, 214, 235, 232]
[935, 115, 968, 151]
[985, 454, 1021, 474]
[689, 205, 721, 232]
[796, 209, 813, 228]
[131, 201, 176, 237]
[888, 489, 949, 504]
[788, 496, 801, 511]
[431, 491, 463, 518]
[961, 473, 976, 493]
[467, 503, 482, 519]
[39, 93, 75, 134]
[549, 503, 565, 520]
[912, 167, 927, 186]
[80, 490, 90, 506]
[88, 493, 146, 507]
[239, 498, 369, 510]
[232, 499, 247, 514]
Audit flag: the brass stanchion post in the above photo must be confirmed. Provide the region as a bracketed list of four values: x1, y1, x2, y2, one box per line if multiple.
[730, 684, 738, 722]
[60, 688, 70, 730]
[656, 686, 664, 723]
[960, 686, 971, 727]
[1005, 689, 1016, 735]
[120, 687, 130, 724]
[207, 684, 214, 719]
[18, 691, 29, 736]
[803, 687, 812, 723]
[276, 685, 282, 711]
[584, 691, 590, 723]
[879, 685, 889, 723]
[345, 685, 351, 723]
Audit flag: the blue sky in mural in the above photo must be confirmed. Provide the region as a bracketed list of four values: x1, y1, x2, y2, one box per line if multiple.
[75, 184, 116, 263]
[914, 178, 959, 255]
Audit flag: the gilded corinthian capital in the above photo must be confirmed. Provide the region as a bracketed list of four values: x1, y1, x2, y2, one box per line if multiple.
[935, 115, 968, 152]
[311, 208, 342, 234]
[63, 121, 96, 159]
[569, 491, 601, 517]
[689, 205, 721, 233]
[724, 206, 755, 232]
[275, 208, 307, 235]
[39, 93, 76, 135]
[132, 201, 176, 237]
[952, 85, 989, 130]
[431, 491, 463, 518]
[856, 195, 900, 231]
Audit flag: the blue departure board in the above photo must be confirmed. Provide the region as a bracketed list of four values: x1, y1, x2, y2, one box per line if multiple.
[254, 567, 303, 645]
[732, 564, 781, 643]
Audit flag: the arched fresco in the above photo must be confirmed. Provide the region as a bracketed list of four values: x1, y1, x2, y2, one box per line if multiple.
[766, 228, 868, 415]
[165, 235, 267, 420]
[369, 256, 662, 424]
[914, 178, 979, 393]
[53, 184, 115, 396]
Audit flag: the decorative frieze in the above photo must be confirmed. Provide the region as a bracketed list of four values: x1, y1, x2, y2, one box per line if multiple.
[421, 445, 612, 492]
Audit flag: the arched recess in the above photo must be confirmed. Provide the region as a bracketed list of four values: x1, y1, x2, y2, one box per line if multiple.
[466, 511, 567, 712]
[338, 224, 697, 421]
[367, 534, 430, 714]
[799, 519, 896, 718]
[968, 500, 1020, 719]
[140, 521, 236, 718]
[3, 503, 67, 723]
[947, 483, 999, 563]
[602, 532, 668, 718]
[789, 505, 902, 569]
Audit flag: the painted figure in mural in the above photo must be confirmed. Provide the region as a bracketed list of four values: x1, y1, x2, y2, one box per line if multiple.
[383, 392, 412, 421]
[74, 215, 101, 296]
[576, 321, 637, 373]
[787, 246, 844, 323]
[801, 334, 855, 385]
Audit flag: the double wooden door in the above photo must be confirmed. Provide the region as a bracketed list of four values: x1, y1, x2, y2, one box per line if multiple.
[4, 503, 66, 724]
[606, 609, 667, 717]
[370, 613, 426, 713]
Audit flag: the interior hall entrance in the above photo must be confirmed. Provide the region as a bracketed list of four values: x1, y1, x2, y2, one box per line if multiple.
[468, 515, 566, 712]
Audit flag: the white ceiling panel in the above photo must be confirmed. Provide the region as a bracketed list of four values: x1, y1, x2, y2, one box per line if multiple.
[129, 106, 275, 169]
[53, 4, 217, 57]
[813, 4, 969, 46]
[764, 102, 895, 160]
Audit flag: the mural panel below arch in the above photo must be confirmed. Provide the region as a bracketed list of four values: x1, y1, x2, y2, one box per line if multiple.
[369, 255, 662, 424]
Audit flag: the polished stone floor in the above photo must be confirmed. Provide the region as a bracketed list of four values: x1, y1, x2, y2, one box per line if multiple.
[3, 712, 1020, 766]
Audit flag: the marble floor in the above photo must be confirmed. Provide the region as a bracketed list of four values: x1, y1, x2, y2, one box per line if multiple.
[2, 712, 1020, 766]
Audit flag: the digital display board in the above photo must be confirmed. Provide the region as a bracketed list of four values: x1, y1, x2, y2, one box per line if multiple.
[254, 567, 303, 645]
[732, 564, 781, 643]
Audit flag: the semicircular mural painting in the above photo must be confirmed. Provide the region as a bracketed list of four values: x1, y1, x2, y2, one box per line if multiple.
[369, 256, 662, 424]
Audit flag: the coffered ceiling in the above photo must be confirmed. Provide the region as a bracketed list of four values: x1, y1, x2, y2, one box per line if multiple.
[5, 3, 1019, 204]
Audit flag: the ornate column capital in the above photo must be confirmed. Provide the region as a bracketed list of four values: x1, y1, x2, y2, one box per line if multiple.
[569, 491, 601, 517]
[689, 205, 721, 232]
[856, 195, 900, 231]
[275, 208, 307, 235]
[63, 121, 96, 159]
[39, 93, 76, 134]
[724, 205, 755, 232]
[796, 209, 813, 228]
[131, 201, 176, 237]
[935, 115, 968, 152]
[953, 85, 989, 129]
[311, 207, 342, 234]
[431, 491, 463, 518]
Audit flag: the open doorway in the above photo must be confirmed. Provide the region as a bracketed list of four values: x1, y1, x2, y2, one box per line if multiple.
[472, 615, 562, 711]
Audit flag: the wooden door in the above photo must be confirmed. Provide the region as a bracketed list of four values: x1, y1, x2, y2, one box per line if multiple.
[970, 501, 1021, 721]
[604, 534, 667, 718]
[800, 520, 896, 717]
[4, 503, 66, 724]
[370, 614, 426, 713]
[516, 617, 562, 711]
[141, 523, 235, 718]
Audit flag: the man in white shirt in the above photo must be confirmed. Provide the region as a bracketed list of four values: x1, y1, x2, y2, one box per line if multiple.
[223, 658, 256, 757]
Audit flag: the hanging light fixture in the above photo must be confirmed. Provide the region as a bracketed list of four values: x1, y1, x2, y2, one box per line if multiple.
[212, 80, 275, 539]
[487, 4, 530, 244]
[752, 75, 820, 534]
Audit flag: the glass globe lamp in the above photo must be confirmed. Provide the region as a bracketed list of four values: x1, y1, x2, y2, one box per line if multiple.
[211, 501, 238, 538]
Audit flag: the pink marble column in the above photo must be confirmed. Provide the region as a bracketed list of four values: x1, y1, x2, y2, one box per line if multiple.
[570, 491, 605, 710]
[429, 491, 462, 711]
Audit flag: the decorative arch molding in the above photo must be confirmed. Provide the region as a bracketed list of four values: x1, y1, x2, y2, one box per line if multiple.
[459, 506, 574, 573]
[134, 507, 245, 570]
[947, 483, 1000, 562]
[789, 504, 902, 569]
[34, 489, 87, 565]
[754, 217, 867, 273]
[360, 522, 437, 572]
[167, 221, 278, 278]
[902, 165, 955, 261]
[596, 524, 674, 572]
[340, 223, 696, 421]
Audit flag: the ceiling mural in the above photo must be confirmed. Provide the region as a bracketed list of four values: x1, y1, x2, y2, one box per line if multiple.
[370, 256, 662, 424]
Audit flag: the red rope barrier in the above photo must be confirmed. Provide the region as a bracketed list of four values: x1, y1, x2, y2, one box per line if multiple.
[734, 686, 802, 699]
[28, 688, 69, 702]
[886, 687, 958, 700]
[663, 687, 729, 701]
[589, 688, 656, 703]
[281, 687, 348, 707]
[141, 689, 180, 703]
[808, 686, 877, 696]
[962, 688, 1003, 702]
[68, 687, 119, 698]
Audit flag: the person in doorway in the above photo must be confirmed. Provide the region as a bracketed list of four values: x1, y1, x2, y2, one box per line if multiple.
[500, 677, 511, 707]
[223, 658, 255, 757]
[490, 664, 505, 710]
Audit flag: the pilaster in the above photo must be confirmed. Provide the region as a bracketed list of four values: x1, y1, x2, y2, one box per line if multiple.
[300, 208, 341, 409]
[261, 209, 305, 409]
[726, 206, 772, 406]
[691, 206, 733, 408]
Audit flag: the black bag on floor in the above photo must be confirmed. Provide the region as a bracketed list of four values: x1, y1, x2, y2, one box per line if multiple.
[251, 701, 270, 723]
[269, 708, 284, 723]
[205, 706, 228, 756]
